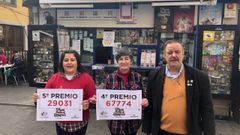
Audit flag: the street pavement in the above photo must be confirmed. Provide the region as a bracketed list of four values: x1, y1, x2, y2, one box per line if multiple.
[0, 83, 240, 135]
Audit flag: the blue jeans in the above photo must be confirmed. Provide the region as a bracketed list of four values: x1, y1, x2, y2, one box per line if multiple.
[56, 123, 88, 135]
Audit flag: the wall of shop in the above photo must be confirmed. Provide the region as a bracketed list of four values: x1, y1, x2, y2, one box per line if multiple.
[0, 0, 29, 62]
[57, 4, 154, 28]
[0, 0, 29, 25]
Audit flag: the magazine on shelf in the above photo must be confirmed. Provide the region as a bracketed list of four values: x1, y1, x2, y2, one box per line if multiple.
[199, 3, 223, 25]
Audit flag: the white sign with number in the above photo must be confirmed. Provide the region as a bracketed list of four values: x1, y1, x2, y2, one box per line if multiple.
[36, 89, 83, 121]
[96, 89, 142, 120]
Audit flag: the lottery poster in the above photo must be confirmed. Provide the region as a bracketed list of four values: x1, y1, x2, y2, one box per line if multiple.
[36, 89, 83, 121]
[96, 89, 142, 120]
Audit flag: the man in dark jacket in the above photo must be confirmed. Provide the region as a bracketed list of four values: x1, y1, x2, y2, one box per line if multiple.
[142, 40, 215, 135]
[43, 11, 54, 24]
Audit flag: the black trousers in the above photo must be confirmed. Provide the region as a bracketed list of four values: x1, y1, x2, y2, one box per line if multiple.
[56, 124, 88, 135]
[110, 120, 137, 135]
[158, 129, 182, 135]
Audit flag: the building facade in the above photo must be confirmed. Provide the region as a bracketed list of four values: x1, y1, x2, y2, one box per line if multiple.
[0, 0, 29, 61]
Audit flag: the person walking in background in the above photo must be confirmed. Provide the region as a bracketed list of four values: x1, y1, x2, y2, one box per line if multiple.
[43, 11, 54, 24]
[90, 47, 149, 135]
[11, 51, 24, 67]
[0, 48, 8, 64]
[11, 51, 25, 73]
[142, 40, 215, 135]
[0, 48, 8, 82]
[33, 50, 96, 135]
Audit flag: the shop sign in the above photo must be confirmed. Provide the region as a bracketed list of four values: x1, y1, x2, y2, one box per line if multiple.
[118, 3, 134, 24]
[36, 89, 83, 121]
[58, 9, 118, 20]
[32, 31, 40, 41]
[96, 89, 142, 120]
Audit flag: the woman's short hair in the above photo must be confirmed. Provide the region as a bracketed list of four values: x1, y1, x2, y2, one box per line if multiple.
[59, 50, 85, 73]
[115, 47, 133, 62]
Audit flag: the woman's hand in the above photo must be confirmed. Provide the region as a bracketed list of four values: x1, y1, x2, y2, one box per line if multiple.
[82, 100, 90, 110]
[89, 95, 96, 104]
[141, 98, 149, 108]
[32, 92, 39, 102]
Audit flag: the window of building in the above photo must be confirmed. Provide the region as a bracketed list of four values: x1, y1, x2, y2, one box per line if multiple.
[0, 0, 16, 6]
[0, 25, 24, 51]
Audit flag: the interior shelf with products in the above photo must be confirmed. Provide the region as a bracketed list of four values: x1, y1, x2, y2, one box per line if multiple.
[114, 29, 157, 45]
[68, 28, 95, 64]
[195, 25, 240, 121]
[201, 34, 234, 95]
[95, 28, 159, 67]
[28, 25, 68, 88]
[140, 49, 156, 67]
[92, 64, 154, 87]
[32, 30, 55, 84]
[66, 28, 161, 67]
[92, 27, 159, 86]
[88, 28, 160, 87]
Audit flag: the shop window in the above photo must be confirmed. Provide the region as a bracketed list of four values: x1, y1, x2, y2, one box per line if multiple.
[95, 46, 112, 64]
[0, 25, 24, 62]
[0, 25, 3, 42]
[0, 0, 16, 6]
[0, 25, 26, 62]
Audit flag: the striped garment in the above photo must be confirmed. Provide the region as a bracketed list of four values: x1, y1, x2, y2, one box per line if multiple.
[56, 121, 88, 132]
[101, 69, 145, 134]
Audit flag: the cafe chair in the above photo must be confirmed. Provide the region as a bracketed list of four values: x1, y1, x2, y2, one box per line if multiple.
[4, 66, 27, 86]
[12, 66, 27, 86]
[0, 71, 4, 84]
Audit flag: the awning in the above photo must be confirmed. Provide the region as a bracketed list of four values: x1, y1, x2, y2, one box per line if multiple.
[39, 0, 217, 9]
